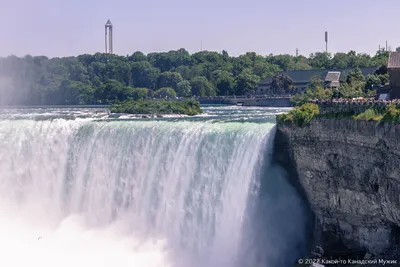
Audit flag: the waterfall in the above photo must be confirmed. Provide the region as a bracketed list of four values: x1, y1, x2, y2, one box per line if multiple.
[0, 118, 309, 267]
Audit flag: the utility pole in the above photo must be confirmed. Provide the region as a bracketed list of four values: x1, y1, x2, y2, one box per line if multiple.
[296, 48, 299, 57]
[386, 40, 388, 51]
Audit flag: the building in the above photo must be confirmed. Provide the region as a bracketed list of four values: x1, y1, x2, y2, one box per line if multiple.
[387, 51, 400, 99]
[324, 71, 341, 88]
[256, 67, 377, 95]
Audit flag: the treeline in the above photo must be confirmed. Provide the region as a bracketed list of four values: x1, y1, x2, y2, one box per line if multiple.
[0, 49, 390, 105]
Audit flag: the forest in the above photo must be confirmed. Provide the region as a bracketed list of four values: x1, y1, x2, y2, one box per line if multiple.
[0, 48, 390, 105]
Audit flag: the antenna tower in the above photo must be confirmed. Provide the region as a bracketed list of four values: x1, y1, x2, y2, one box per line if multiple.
[325, 31, 328, 53]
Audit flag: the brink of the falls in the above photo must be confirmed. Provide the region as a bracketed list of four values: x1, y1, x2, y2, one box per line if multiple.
[0, 107, 312, 267]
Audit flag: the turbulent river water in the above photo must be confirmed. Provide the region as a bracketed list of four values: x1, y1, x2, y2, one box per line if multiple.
[0, 106, 311, 267]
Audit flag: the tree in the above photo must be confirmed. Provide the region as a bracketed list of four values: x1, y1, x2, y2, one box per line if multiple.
[129, 88, 149, 100]
[77, 84, 96, 104]
[308, 76, 324, 90]
[129, 51, 147, 62]
[222, 50, 230, 62]
[337, 83, 363, 98]
[234, 69, 260, 95]
[252, 61, 280, 79]
[373, 49, 390, 66]
[365, 74, 382, 90]
[57, 80, 83, 105]
[291, 79, 332, 106]
[176, 81, 192, 97]
[266, 54, 295, 71]
[309, 52, 332, 69]
[212, 70, 235, 96]
[331, 53, 349, 69]
[378, 74, 389, 85]
[172, 65, 191, 80]
[346, 68, 366, 84]
[232, 55, 253, 75]
[102, 79, 126, 103]
[131, 61, 160, 89]
[271, 74, 293, 94]
[154, 87, 177, 98]
[190, 77, 216, 97]
[156, 71, 183, 91]
[375, 65, 388, 75]
[278, 103, 320, 127]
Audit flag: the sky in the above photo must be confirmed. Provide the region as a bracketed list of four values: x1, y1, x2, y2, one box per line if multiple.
[1, 0, 399, 58]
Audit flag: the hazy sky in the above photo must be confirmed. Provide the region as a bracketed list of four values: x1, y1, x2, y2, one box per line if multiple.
[1, 0, 399, 58]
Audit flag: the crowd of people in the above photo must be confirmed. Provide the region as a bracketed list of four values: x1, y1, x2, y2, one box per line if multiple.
[311, 97, 400, 105]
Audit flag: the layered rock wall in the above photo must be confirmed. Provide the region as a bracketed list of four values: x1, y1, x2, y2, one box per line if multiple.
[274, 118, 400, 258]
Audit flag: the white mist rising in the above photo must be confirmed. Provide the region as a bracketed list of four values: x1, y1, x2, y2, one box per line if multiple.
[0, 201, 169, 267]
[0, 117, 309, 267]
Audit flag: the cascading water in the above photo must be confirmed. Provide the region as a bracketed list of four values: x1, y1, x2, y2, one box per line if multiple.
[0, 106, 311, 267]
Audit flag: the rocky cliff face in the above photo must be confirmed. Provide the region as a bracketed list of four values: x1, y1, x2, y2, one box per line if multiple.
[274, 118, 400, 259]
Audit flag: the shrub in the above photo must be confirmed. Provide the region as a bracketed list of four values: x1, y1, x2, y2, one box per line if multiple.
[353, 104, 400, 123]
[154, 87, 177, 98]
[110, 99, 202, 116]
[353, 108, 383, 121]
[381, 104, 400, 123]
[277, 103, 320, 127]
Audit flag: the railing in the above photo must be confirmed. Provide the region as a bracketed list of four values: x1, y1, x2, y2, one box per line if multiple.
[309, 99, 400, 115]
[310, 99, 400, 106]
[195, 94, 294, 100]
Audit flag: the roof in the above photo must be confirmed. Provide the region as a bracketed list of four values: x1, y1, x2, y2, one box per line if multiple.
[258, 67, 378, 85]
[388, 52, 400, 69]
[259, 69, 326, 84]
[325, 71, 341, 82]
[105, 19, 113, 26]
[329, 81, 340, 87]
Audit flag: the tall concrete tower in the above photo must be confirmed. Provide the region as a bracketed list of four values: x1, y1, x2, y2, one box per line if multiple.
[105, 19, 113, 54]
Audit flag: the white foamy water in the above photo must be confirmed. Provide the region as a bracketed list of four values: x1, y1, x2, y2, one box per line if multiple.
[0, 107, 310, 267]
[0, 201, 169, 267]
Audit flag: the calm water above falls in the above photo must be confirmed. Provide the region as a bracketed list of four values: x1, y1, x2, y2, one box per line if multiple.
[0, 106, 310, 267]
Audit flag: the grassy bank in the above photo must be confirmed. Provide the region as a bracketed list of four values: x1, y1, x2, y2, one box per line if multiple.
[110, 99, 203, 116]
[277, 103, 400, 127]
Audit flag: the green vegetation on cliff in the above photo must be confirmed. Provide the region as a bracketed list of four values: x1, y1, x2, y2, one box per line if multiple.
[382, 104, 400, 123]
[277, 103, 320, 127]
[0, 49, 389, 106]
[278, 103, 400, 127]
[110, 98, 202, 116]
[354, 104, 400, 123]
